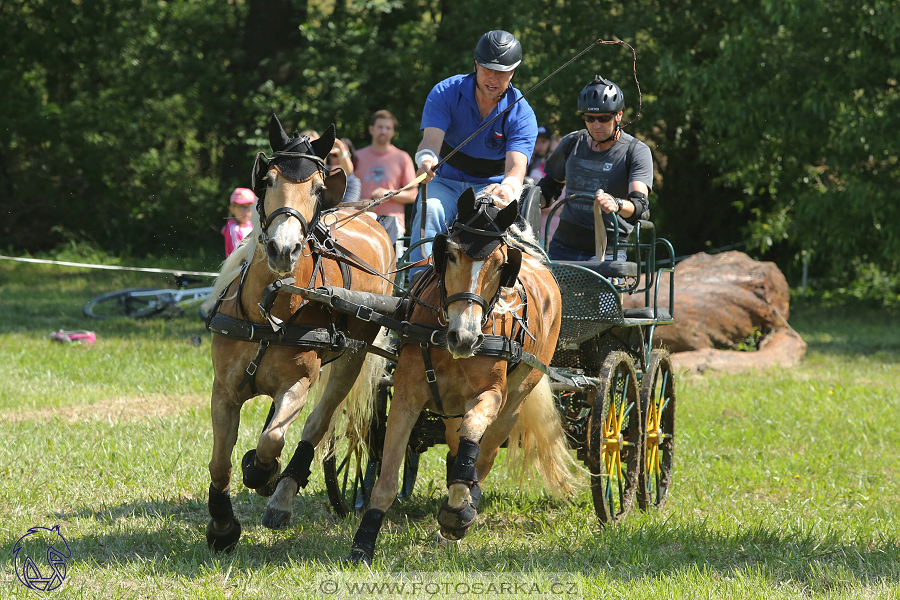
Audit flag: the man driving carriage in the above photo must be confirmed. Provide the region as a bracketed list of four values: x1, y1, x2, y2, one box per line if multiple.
[408, 30, 538, 275]
[538, 75, 654, 261]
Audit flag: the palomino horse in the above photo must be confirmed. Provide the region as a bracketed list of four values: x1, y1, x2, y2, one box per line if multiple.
[205, 114, 394, 551]
[346, 189, 579, 564]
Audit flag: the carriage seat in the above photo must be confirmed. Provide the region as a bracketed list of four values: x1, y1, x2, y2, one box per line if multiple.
[517, 182, 543, 234]
[558, 259, 638, 279]
[622, 306, 673, 321]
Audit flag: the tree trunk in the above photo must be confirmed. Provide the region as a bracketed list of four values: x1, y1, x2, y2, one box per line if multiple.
[624, 251, 807, 373]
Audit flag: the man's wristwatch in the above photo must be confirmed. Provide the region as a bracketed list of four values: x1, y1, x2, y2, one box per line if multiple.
[614, 197, 623, 213]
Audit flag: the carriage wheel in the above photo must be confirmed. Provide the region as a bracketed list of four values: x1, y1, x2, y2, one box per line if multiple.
[638, 349, 676, 510]
[322, 421, 374, 518]
[322, 373, 423, 515]
[589, 351, 643, 525]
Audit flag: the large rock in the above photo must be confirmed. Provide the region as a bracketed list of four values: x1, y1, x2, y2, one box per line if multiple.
[623, 251, 806, 373]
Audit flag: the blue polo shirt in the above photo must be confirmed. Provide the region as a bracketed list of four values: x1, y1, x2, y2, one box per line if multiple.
[421, 72, 537, 184]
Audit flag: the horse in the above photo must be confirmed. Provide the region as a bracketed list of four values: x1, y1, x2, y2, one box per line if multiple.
[346, 188, 580, 564]
[205, 114, 394, 552]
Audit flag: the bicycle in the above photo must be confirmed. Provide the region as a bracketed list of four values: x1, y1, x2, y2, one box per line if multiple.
[84, 275, 215, 320]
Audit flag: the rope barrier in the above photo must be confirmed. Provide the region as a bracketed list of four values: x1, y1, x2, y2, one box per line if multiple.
[0, 254, 219, 277]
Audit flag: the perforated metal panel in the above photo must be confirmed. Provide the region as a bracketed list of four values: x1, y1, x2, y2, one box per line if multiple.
[550, 262, 624, 346]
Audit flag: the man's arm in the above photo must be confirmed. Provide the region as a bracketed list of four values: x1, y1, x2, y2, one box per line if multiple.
[483, 150, 528, 206]
[414, 127, 445, 184]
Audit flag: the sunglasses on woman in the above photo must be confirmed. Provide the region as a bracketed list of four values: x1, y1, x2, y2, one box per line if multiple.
[581, 113, 616, 124]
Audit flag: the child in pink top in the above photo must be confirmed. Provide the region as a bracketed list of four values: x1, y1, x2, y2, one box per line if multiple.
[222, 188, 255, 256]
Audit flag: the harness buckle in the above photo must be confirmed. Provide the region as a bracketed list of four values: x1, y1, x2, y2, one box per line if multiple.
[429, 330, 443, 347]
[330, 331, 346, 352]
[356, 305, 373, 322]
[425, 368, 437, 384]
[246, 361, 258, 376]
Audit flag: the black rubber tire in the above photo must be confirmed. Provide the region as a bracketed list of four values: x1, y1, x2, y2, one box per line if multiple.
[84, 288, 169, 319]
[637, 349, 676, 510]
[323, 428, 375, 518]
[589, 351, 643, 525]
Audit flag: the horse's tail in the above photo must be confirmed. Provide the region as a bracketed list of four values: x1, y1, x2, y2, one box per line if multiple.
[506, 374, 586, 496]
[320, 327, 390, 460]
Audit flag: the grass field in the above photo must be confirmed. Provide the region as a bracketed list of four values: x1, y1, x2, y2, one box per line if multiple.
[1, 260, 899, 599]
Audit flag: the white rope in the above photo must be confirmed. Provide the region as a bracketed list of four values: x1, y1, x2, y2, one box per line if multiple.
[0, 254, 219, 277]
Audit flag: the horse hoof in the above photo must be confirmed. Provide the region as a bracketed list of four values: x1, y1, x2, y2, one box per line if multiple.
[344, 547, 373, 566]
[437, 498, 477, 541]
[262, 507, 291, 530]
[241, 450, 280, 495]
[433, 530, 461, 548]
[206, 518, 242, 553]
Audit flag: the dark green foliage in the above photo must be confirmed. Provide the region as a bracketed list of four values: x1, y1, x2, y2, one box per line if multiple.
[2, 0, 898, 285]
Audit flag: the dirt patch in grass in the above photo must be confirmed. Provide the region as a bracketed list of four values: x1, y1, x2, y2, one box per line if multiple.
[0, 394, 207, 423]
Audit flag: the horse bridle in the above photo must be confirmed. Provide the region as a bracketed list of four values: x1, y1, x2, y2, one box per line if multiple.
[251, 141, 328, 246]
[431, 203, 523, 327]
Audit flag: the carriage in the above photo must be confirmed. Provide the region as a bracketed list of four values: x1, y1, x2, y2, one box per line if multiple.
[315, 184, 678, 531]
[202, 115, 677, 560]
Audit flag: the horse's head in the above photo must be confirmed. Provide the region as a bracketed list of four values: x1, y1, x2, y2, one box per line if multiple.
[433, 188, 522, 358]
[251, 113, 348, 275]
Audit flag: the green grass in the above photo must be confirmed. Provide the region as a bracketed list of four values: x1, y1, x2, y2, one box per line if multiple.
[1, 261, 899, 598]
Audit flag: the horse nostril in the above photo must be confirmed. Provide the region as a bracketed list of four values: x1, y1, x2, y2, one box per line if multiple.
[447, 330, 459, 348]
[474, 333, 484, 348]
[266, 242, 279, 262]
[291, 242, 304, 259]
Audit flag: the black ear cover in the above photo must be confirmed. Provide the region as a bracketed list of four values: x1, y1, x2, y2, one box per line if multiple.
[268, 113, 291, 152]
[320, 167, 347, 209]
[495, 199, 519, 231]
[432, 233, 448, 274]
[310, 124, 336, 160]
[499, 247, 522, 288]
[251, 152, 269, 195]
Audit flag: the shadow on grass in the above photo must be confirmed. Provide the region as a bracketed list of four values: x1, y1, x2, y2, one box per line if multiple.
[32, 487, 900, 592]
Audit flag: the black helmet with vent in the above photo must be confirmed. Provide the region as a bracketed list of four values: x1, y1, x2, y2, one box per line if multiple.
[474, 30, 523, 72]
[578, 76, 624, 113]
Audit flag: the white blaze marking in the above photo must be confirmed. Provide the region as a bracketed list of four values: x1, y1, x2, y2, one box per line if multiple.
[469, 260, 485, 293]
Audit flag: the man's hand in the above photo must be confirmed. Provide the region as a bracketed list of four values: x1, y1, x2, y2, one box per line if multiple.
[415, 158, 437, 184]
[482, 183, 512, 206]
[371, 187, 390, 201]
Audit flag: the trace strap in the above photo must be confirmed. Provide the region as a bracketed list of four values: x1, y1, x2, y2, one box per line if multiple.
[282, 285, 599, 392]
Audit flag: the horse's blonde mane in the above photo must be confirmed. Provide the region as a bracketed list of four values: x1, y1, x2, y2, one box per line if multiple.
[214, 208, 264, 299]
[493, 221, 547, 316]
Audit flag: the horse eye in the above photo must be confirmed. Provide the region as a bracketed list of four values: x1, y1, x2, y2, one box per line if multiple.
[447, 253, 457, 264]
[265, 172, 276, 187]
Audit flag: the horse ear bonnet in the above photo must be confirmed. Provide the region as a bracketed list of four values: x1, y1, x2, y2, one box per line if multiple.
[499, 247, 522, 288]
[451, 188, 519, 260]
[265, 114, 333, 182]
[432, 233, 448, 274]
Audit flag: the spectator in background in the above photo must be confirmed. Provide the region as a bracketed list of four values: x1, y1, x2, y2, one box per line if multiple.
[527, 124, 553, 182]
[326, 137, 361, 204]
[222, 187, 255, 257]
[304, 129, 360, 205]
[355, 110, 417, 245]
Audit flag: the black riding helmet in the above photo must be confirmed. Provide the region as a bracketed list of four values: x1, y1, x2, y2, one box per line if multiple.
[474, 30, 522, 72]
[578, 75, 624, 113]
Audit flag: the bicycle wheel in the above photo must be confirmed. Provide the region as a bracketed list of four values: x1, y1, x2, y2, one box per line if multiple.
[84, 288, 170, 319]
